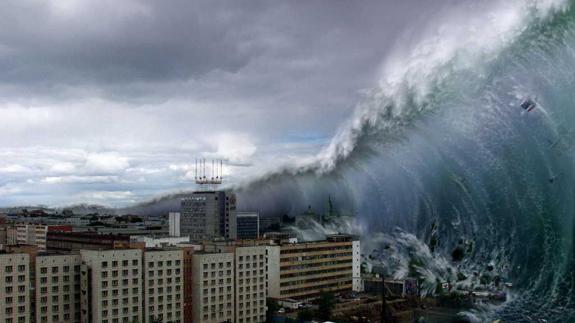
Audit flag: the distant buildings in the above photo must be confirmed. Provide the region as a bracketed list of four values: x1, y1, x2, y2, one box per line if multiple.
[16, 224, 72, 250]
[169, 212, 181, 237]
[236, 212, 260, 240]
[47, 232, 133, 251]
[180, 191, 237, 241]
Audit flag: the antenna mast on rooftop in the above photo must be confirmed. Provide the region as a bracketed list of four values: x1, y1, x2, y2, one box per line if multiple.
[195, 158, 224, 190]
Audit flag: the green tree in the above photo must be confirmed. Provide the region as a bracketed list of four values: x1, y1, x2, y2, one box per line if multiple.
[317, 291, 336, 321]
[266, 298, 280, 323]
[297, 308, 314, 322]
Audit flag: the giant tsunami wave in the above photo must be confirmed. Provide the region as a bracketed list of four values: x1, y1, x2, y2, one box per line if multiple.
[127, 1, 575, 321]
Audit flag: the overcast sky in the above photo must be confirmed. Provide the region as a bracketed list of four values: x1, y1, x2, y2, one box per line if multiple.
[0, 0, 478, 207]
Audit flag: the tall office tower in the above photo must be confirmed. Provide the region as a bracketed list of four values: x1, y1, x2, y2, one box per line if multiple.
[80, 249, 143, 323]
[169, 212, 181, 237]
[180, 191, 237, 241]
[0, 253, 31, 323]
[143, 249, 184, 323]
[236, 212, 260, 240]
[191, 252, 235, 323]
[36, 253, 82, 323]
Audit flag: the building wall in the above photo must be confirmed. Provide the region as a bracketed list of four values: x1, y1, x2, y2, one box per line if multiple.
[169, 212, 181, 237]
[80, 249, 143, 323]
[234, 246, 267, 323]
[352, 240, 362, 292]
[16, 225, 72, 250]
[0, 253, 31, 323]
[182, 247, 194, 323]
[143, 249, 184, 323]
[266, 246, 281, 299]
[36, 254, 82, 323]
[192, 252, 234, 323]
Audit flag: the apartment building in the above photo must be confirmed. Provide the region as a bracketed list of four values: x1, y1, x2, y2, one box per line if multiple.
[36, 253, 82, 323]
[191, 252, 235, 323]
[143, 249, 184, 323]
[0, 253, 31, 323]
[268, 234, 360, 300]
[234, 246, 267, 323]
[80, 249, 143, 323]
[16, 224, 72, 250]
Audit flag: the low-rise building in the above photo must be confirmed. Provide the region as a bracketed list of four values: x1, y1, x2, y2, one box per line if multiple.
[268, 234, 360, 300]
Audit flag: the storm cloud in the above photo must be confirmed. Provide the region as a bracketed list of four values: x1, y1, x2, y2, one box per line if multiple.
[0, 0, 471, 206]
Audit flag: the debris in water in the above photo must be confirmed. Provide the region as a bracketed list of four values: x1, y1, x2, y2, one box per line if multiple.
[521, 98, 537, 112]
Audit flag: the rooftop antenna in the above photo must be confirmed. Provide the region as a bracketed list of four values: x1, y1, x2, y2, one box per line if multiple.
[195, 158, 224, 190]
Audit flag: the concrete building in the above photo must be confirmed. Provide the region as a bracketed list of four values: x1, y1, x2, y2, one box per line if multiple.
[180, 191, 237, 241]
[192, 252, 235, 323]
[268, 234, 360, 300]
[0, 253, 31, 323]
[233, 246, 267, 323]
[236, 212, 259, 240]
[16, 224, 72, 250]
[143, 249, 184, 323]
[169, 212, 181, 237]
[80, 249, 143, 323]
[204, 241, 268, 323]
[36, 253, 82, 323]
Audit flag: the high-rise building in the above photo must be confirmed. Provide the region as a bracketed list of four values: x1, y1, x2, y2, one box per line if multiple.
[180, 191, 237, 241]
[143, 249, 184, 323]
[80, 249, 143, 323]
[191, 252, 235, 323]
[267, 234, 360, 300]
[169, 212, 181, 237]
[236, 212, 259, 240]
[36, 253, 82, 323]
[0, 253, 31, 323]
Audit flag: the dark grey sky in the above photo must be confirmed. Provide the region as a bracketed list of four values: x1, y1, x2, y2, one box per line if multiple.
[0, 0, 527, 206]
